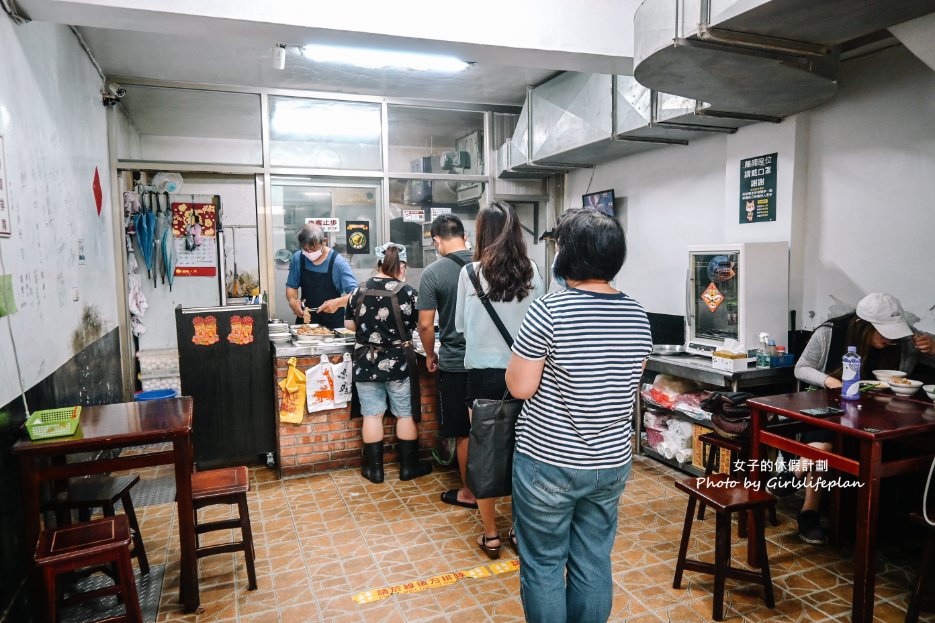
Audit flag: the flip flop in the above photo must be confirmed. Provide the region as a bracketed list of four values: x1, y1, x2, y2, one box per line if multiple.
[440, 489, 478, 509]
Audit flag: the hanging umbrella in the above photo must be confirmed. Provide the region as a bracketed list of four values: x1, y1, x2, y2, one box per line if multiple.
[162, 223, 177, 291]
[136, 193, 156, 278]
[153, 193, 169, 286]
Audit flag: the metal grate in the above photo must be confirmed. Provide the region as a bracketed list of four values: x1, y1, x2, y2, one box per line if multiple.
[60, 564, 163, 623]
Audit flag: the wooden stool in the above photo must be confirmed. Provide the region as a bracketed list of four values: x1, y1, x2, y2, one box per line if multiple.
[48, 474, 149, 575]
[697, 432, 779, 536]
[191, 466, 257, 590]
[35, 515, 142, 623]
[673, 473, 776, 621]
[906, 513, 935, 623]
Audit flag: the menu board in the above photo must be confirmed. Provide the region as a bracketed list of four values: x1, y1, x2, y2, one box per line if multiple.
[739, 153, 777, 224]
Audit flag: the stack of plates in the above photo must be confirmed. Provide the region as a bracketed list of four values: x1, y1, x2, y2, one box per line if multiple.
[268, 320, 290, 344]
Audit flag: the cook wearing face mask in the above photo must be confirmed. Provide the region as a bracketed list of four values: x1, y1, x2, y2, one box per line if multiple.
[285, 223, 359, 328]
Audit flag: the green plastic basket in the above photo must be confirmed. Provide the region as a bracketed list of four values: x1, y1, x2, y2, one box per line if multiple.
[25, 406, 82, 440]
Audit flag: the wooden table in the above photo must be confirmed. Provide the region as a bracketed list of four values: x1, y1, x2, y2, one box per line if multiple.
[747, 389, 935, 623]
[13, 398, 200, 612]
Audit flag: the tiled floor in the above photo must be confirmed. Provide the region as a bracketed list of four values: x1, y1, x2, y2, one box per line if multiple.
[127, 456, 934, 623]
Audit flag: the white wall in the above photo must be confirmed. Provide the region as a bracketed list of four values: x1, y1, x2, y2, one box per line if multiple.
[0, 20, 118, 407]
[565, 45, 935, 334]
[139, 136, 261, 165]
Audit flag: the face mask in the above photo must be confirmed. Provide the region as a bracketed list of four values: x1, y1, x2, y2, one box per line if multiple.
[551, 255, 567, 289]
[302, 249, 323, 263]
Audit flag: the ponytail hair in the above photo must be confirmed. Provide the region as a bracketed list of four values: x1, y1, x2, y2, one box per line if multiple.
[378, 245, 403, 279]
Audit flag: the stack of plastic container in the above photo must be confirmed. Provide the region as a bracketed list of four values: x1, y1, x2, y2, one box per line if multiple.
[136, 348, 181, 394]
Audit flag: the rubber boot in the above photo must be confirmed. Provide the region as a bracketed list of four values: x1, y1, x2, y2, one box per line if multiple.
[362, 442, 384, 484]
[398, 439, 433, 481]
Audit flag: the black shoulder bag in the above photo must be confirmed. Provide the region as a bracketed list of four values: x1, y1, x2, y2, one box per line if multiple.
[464, 262, 524, 499]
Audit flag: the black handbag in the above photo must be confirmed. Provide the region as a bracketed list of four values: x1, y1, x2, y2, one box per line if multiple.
[463, 262, 523, 499]
[467, 395, 523, 498]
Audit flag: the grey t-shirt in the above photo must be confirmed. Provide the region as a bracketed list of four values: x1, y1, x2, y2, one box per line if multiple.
[417, 249, 474, 372]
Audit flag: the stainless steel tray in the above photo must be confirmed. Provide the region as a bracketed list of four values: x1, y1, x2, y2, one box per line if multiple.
[652, 344, 686, 355]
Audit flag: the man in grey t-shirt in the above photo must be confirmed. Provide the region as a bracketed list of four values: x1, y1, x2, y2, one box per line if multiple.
[417, 214, 478, 510]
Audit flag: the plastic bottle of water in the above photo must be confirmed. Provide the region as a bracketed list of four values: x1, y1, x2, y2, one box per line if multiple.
[841, 346, 861, 400]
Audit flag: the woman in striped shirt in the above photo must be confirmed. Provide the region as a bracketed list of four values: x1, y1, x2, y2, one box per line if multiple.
[506, 209, 652, 623]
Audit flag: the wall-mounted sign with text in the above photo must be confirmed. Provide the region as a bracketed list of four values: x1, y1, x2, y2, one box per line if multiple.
[739, 153, 777, 224]
[0, 136, 11, 237]
[403, 209, 425, 223]
[430, 207, 452, 221]
[306, 217, 340, 233]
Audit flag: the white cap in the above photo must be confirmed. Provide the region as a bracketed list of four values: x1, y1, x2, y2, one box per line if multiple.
[855, 293, 913, 340]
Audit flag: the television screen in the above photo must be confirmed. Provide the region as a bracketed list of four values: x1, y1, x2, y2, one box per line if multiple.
[582, 189, 615, 216]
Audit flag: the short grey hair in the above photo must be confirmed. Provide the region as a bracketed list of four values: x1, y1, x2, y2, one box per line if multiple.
[297, 223, 325, 248]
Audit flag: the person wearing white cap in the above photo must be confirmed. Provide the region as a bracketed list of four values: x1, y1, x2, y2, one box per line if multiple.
[772, 293, 935, 544]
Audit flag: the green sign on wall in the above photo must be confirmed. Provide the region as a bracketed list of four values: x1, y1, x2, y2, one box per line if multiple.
[739, 153, 777, 224]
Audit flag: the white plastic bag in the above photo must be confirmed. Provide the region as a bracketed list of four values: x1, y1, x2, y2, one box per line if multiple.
[332, 353, 352, 407]
[306, 356, 336, 413]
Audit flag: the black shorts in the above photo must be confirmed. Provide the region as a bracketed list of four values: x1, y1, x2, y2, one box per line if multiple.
[465, 368, 508, 407]
[800, 429, 835, 444]
[438, 370, 470, 438]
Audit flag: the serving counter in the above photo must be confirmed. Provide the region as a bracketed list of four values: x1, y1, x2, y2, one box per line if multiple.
[272, 342, 439, 479]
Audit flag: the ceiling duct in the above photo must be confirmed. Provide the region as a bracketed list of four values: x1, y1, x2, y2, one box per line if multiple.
[495, 71, 755, 176]
[633, 0, 935, 119]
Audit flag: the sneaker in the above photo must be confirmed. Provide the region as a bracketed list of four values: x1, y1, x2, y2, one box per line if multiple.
[767, 470, 805, 498]
[796, 510, 828, 545]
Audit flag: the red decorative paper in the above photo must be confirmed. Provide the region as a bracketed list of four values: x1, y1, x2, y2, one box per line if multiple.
[192, 315, 220, 346]
[227, 315, 255, 345]
[171, 202, 217, 238]
[702, 282, 725, 312]
[92, 167, 102, 215]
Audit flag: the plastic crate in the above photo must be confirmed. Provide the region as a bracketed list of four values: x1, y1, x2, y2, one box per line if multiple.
[25, 406, 82, 440]
[136, 348, 180, 375]
[139, 372, 181, 394]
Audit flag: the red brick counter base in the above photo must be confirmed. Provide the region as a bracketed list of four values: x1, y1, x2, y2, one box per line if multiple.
[273, 353, 439, 479]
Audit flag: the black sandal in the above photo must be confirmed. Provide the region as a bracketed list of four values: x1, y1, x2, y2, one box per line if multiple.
[508, 527, 518, 549]
[477, 533, 501, 560]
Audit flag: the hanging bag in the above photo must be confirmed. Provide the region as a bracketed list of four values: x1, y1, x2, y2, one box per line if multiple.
[463, 262, 524, 498]
[306, 355, 336, 413]
[278, 356, 307, 424]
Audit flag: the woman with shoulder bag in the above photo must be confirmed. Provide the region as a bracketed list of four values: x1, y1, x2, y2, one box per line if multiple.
[455, 200, 543, 559]
[345, 243, 432, 484]
[506, 209, 652, 623]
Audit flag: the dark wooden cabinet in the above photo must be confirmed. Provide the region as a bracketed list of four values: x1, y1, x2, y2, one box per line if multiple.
[176, 304, 276, 469]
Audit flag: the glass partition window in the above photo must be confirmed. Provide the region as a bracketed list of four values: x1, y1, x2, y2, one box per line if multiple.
[387, 179, 485, 290]
[116, 87, 262, 165]
[388, 106, 485, 175]
[271, 178, 381, 320]
[269, 97, 382, 170]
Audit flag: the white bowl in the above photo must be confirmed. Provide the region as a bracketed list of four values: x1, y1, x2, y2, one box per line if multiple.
[889, 379, 922, 396]
[923, 384, 935, 401]
[872, 369, 907, 382]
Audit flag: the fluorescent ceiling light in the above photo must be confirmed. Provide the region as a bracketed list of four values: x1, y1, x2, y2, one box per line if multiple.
[302, 44, 470, 72]
[271, 100, 380, 141]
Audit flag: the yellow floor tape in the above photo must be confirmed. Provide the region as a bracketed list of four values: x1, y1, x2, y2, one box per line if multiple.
[352, 559, 520, 604]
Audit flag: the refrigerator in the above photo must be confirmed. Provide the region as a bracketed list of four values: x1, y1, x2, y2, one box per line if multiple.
[175, 303, 276, 469]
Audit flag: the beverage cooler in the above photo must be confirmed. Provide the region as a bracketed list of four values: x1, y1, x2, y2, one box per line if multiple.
[685, 243, 789, 357]
[176, 303, 276, 469]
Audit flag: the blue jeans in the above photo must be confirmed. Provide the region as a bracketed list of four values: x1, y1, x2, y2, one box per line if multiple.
[356, 379, 412, 418]
[512, 452, 631, 623]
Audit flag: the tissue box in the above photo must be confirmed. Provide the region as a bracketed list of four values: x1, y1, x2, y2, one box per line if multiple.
[711, 351, 750, 372]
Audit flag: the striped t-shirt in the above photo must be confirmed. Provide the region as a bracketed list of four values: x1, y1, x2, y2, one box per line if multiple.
[511, 288, 652, 469]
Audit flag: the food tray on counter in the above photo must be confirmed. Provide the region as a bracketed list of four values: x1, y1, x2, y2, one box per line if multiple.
[25, 406, 82, 440]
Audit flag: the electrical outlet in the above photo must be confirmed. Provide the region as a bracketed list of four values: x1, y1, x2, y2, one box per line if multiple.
[72, 287, 79, 301]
